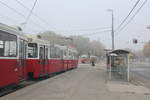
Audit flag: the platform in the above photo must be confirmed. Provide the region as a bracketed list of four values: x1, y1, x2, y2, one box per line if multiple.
[1, 63, 150, 100]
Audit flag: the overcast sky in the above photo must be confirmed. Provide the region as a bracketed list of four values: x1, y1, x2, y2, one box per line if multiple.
[0, 0, 150, 51]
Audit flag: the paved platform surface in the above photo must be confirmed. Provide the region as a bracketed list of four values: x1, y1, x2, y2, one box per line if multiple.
[1, 64, 150, 100]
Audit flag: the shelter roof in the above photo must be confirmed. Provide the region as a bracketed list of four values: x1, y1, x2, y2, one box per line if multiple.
[110, 49, 130, 54]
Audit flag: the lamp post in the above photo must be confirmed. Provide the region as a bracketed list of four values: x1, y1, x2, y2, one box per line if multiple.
[107, 9, 115, 50]
[146, 26, 150, 29]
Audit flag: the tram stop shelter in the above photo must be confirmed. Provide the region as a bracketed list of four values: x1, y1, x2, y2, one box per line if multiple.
[107, 49, 130, 81]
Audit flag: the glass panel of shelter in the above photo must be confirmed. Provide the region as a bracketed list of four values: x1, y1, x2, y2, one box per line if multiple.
[107, 53, 129, 81]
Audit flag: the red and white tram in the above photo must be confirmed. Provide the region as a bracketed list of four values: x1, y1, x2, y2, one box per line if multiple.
[0, 23, 27, 88]
[0, 23, 79, 89]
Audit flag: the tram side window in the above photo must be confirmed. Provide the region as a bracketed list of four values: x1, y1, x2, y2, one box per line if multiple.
[28, 43, 38, 58]
[0, 41, 4, 56]
[71, 52, 73, 59]
[0, 31, 17, 57]
[50, 46, 56, 58]
[64, 50, 67, 57]
[55, 47, 61, 58]
[68, 51, 72, 59]
[39, 47, 44, 59]
[63, 50, 67, 59]
[45, 48, 48, 59]
[73, 52, 78, 59]
[73, 53, 75, 59]
[19, 40, 24, 59]
[60, 50, 63, 59]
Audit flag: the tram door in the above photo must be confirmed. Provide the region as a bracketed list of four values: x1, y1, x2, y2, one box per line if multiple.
[39, 45, 45, 74]
[60, 50, 64, 71]
[18, 39, 27, 81]
[39, 45, 49, 75]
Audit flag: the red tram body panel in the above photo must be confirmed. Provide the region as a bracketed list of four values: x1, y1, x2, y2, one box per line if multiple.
[0, 59, 18, 87]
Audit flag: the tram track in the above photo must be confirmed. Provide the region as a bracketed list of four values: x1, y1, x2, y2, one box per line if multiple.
[0, 80, 38, 97]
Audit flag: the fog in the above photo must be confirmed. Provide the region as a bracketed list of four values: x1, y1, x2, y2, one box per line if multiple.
[0, 0, 150, 50]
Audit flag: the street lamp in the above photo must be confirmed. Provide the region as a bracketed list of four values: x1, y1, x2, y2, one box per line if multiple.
[146, 26, 150, 29]
[107, 9, 115, 50]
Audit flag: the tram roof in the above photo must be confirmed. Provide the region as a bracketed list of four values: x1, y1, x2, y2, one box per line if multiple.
[57, 45, 67, 50]
[0, 23, 27, 39]
[26, 34, 50, 45]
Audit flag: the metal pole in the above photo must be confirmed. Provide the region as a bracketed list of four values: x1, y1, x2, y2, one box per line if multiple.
[111, 11, 115, 50]
[127, 55, 130, 81]
[107, 9, 115, 50]
[109, 56, 111, 80]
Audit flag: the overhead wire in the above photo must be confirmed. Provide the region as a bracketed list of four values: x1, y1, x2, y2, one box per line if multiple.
[23, 0, 38, 29]
[9, 0, 108, 33]
[0, 0, 129, 35]
[116, 0, 148, 36]
[0, 0, 46, 31]
[57, 27, 111, 32]
[79, 30, 111, 36]
[115, 0, 141, 32]
[0, 0, 26, 18]
[14, 0, 113, 33]
[14, 0, 56, 31]
[0, 14, 45, 33]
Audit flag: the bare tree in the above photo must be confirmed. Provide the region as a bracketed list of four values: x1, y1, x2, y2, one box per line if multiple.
[37, 31, 105, 57]
[143, 41, 150, 58]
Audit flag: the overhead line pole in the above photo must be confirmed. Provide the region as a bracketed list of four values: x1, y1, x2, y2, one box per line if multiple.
[112, 11, 114, 50]
[108, 9, 115, 50]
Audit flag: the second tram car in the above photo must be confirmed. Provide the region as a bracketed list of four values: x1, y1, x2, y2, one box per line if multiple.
[26, 35, 78, 79]
[26, 36, 50, 78]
